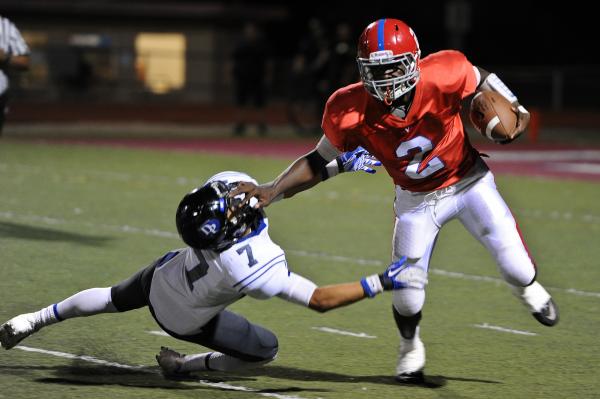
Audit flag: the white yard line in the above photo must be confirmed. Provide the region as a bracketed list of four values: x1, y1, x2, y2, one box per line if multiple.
[4, 150, 600, 181]
[0, 162, 196, 186]
[17, 345, 147, 369]
[547, 162, 600, 175]
[1, 209, 600, 299]
[473, 323, 538, 336]
[287, 249, 382, 266]
[147, 330, 170, 337]
[149, 326, 376, 340]
[15, 345, 307, 399]
[429, 269, 505, 285]
[311, 327, 376, 339]
[484, 150, 600, 162]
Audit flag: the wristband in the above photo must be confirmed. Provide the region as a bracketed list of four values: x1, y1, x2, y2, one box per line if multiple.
[360, 274, 383, 298]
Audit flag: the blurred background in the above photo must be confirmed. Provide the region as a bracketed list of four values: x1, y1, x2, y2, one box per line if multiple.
[1, 0, 599, 139]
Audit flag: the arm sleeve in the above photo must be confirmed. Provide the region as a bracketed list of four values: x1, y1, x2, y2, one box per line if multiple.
[276, 272, 317, 306]
[242, 261, 293, 300]
[223, 240, 291, 300]
[224, 245, 317, 303]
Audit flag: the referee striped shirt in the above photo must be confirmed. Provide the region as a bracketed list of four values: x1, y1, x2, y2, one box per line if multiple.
[0, 15, 30, 94]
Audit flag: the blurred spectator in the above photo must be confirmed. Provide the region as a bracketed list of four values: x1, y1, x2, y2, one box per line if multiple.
[327, 23, 358, 90]
[444, 0, 471, 51]
[287, 18, 331, 135]
[232, 23, 270, 136]
[66, 49, 93, 92]
[0, 15, 30, 135]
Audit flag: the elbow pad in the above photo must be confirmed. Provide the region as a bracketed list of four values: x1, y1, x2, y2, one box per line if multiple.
[304, 150, 329, 180]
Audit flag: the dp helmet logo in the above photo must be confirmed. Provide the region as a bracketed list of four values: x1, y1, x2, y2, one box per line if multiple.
[199, 218, 221, 237]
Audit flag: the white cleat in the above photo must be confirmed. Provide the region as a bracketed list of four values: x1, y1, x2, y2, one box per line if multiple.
[156, 346, 187, 376]
[0, 313, 41, 350]
[511, 281, 559, 327]
[396, 336, 425, 383]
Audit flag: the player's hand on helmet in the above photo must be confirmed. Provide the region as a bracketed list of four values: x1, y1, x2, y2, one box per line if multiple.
[379, 257, 428, 290]
[229, 181, 277, 209]
[337, 146, 381, 174]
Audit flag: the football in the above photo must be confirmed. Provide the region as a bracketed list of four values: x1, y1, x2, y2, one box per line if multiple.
[469, 90, 517, 142]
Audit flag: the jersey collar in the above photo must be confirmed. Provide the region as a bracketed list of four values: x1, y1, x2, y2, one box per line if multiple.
[371, 79, 423, 125]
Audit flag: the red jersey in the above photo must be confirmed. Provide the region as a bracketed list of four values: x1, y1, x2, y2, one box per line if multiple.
[322, 50, 480, 192]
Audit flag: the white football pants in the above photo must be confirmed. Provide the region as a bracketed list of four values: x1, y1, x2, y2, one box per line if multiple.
[391, 170, 536, 316]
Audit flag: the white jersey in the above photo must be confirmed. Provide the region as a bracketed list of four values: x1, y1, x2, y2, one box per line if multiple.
[0, 16, 29, 94]
[149, 217, 317, 335]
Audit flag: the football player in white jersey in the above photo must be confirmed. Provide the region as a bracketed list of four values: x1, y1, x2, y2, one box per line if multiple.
[0, 170, 426, 375]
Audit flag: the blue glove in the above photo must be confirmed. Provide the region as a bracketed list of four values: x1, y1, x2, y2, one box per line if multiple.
[337, 146, 381, 174]
[380, 257, 428, 290]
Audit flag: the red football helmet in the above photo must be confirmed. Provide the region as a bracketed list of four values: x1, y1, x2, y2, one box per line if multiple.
[357, 19, 421, 105]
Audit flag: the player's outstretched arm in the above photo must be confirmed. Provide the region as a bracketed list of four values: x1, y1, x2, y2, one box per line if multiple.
[231, 155, 321, 208]
[308, 257, 427, 313]
[231, 143, 380, 208]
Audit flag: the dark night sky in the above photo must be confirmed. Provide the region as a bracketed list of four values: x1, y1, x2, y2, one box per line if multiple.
[265, 1, 595, 66]
[3, 0, 596, 66]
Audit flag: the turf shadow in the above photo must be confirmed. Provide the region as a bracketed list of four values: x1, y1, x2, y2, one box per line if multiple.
[0, 221, 113, 246]
[225, 365, 502, 389]
[28, 363, 327, 394]
[31, 363, 210, 391]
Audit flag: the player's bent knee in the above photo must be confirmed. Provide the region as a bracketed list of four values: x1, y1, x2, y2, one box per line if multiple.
[257, 336, 279, 362]
[392, 287, 425, 316]
[242, 326, 278, 362]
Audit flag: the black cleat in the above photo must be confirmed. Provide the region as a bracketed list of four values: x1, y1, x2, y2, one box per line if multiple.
[395, 370, 425, 384]
[533, 298, 559, 327]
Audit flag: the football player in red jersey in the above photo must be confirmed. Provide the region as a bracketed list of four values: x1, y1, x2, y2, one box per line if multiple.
[233, 18, 558, 383]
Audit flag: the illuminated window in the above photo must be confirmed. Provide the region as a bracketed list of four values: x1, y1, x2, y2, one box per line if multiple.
[135, 33, 186, 94]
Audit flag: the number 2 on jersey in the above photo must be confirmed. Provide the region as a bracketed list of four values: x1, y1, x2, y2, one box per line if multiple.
[396, 136, 444, 179]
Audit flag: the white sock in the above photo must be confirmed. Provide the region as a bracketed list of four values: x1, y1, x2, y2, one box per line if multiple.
[32, 287, 117, 327]
[180, 352, 275, 372]
[400, 326, 421, 349]
[179, 352, 212, 372]
[510, 281, 551, 313]
[31, 305, 61, 328]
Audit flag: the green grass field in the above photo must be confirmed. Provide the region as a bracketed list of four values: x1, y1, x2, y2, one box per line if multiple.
[1, 140, 599, 399]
